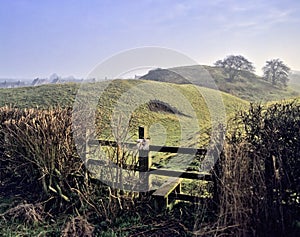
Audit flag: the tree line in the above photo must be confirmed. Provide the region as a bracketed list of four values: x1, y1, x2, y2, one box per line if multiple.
[215, 55, 291, 87]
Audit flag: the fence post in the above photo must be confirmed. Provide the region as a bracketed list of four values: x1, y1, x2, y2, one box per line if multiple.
[139, 126, 145, 140]
[138, 126, 151, 191]
[138, 126, 151, 171]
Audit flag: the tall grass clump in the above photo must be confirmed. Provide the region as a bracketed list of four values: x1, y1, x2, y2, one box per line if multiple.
[206, 101, 300, 236]
[0, 107, 77, 201]
[0, 106, 140, 235]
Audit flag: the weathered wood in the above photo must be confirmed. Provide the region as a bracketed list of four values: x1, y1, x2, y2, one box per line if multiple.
[138, 126, 151, 172]
[86, 161, 211, 181]
[152, 178, 182, 198]
[138, 126, 151, 191]
[138, 126, 145, 139]
[86, 157, 211, 180]
[86, 126, 212, 206]
[88, 140, 136, 150]
[152, 178, 182, 209]
[149, 168, 212, 181]
[89, 139, 206, 155]
[87, 159, 138, 171]
[149, 145, 207, 156]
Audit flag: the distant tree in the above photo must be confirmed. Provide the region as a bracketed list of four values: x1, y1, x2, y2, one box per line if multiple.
[262, 59, 290, 87]
[215, 55, 255, 81]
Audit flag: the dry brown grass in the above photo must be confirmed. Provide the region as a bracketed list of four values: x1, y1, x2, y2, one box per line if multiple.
[195, 102, 300, 236]
[61, 215, 94, 237]
[0, 106, 141, 235]
[0, 106, 77, 202]
[0, 201, 47, 225]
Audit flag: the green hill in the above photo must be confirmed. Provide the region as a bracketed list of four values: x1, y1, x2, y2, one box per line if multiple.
[0, 80, 248, 146]
[141, 65, 299, 102]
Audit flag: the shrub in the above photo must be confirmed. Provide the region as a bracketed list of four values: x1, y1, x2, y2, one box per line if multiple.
[212, 101, 300, 236]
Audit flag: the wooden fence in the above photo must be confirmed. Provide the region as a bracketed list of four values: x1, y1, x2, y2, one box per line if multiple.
[86, 126, 213, 209]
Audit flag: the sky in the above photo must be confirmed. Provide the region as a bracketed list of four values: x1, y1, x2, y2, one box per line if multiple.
[1, 0, 300, 79]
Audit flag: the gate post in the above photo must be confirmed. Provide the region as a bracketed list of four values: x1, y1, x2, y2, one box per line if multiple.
[138, 126, 151, 191]
[138, 126, 151, 171]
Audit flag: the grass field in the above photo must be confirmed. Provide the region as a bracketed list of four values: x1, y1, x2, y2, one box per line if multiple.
[0, 79, 248, 143]
[0, 79, 299, 236]
[0, 80, 248, 168]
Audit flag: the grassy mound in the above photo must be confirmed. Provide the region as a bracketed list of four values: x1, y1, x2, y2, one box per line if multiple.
[141, 65, 299, 102]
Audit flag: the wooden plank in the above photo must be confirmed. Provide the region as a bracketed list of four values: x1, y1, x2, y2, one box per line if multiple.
[88, 139, 207, 155]
[86, 159, 138, 170]
[149, 145, 207, 156]
[149, 168, 212, 181]
[88, 140, 137, 149]
[86, 159, 211, 180]
[152, 178, 182, 198]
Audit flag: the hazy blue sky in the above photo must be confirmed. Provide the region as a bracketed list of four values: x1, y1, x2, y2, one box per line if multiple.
[1, 0, 300, 79]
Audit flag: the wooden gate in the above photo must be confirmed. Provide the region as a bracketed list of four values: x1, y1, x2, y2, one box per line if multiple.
[85, 126, 213, 209]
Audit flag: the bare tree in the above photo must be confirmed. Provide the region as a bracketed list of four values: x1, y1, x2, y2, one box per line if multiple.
[215, 55, 255, 81]
[262, 59, 290, 87]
